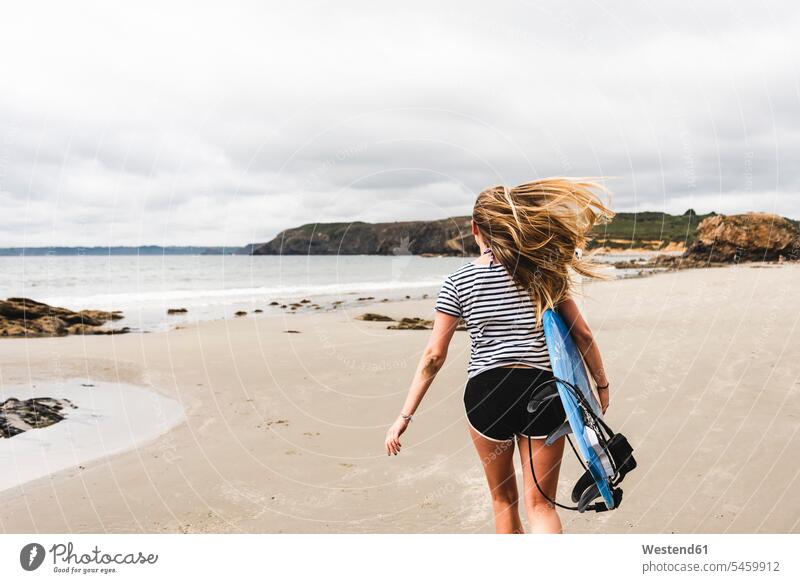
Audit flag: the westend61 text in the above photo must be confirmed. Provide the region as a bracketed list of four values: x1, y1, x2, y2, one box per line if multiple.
[642, 544, 708, 555]
[49, 542, 159, 565]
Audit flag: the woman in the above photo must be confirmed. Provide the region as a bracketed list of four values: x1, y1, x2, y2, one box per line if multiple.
[384, 178, 614, 534]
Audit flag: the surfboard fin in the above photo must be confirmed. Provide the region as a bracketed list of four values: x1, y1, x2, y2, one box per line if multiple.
[544, 420, 573, 446]
[577, 483, 603, 512]
[572, 470, 596, 503]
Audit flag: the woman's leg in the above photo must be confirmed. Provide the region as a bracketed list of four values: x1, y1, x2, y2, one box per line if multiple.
[468, 425, 523, 534]
[517, 435, 565, 534]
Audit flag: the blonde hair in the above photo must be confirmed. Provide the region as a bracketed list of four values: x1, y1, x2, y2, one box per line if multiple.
[472, 177, 614, 324]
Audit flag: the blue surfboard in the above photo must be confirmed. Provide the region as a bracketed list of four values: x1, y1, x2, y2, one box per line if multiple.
[542, 309, 616, 510]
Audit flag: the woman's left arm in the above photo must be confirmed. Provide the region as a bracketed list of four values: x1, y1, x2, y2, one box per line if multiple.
[384, 311, 460, 455]
[557, 297, 610, 413]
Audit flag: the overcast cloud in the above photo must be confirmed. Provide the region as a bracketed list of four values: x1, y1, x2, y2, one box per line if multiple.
[1, 0, 798, 246]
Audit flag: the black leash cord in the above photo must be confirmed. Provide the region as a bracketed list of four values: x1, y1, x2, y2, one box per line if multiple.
[527, 433, 580, 511]
[525, 376, 611, 512]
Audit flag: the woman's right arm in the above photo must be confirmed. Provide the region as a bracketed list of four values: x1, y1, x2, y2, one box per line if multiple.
[556, 298, 610, 413]
[384, 311, 459, 455]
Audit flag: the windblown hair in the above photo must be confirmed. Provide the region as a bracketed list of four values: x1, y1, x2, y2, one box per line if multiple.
[472, 177, 614, 324]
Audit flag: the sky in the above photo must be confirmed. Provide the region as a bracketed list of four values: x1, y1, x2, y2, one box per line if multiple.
[1, 0, 798, 247]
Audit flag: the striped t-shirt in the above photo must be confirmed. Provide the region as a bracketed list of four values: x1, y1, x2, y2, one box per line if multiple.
[435, 261, 551, 378]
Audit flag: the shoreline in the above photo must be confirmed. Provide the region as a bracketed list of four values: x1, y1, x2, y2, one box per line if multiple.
[2, 253, 770, 338]
[0, 380, 184, 493]
[0, 263, 798, 533]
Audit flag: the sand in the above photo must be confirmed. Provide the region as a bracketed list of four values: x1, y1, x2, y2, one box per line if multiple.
[1, 263, 799, 534]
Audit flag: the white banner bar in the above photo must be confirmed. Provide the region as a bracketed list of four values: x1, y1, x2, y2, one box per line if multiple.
[1, 534, 797, 582]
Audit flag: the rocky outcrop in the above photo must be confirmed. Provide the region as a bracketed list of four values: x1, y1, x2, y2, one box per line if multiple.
[387, 317, 434, 330]
[1, 397, 76, 438]
[687, 213, 800, 263]
[612, 213, 800, 271]
[0, 298, 128, 338]
[356, 313, 395, 322]
[249, 217, 479, 256]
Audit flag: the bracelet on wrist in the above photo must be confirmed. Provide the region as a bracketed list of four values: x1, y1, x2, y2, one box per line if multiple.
[400, 413, 413, 422]
[596, 383, 609, 390]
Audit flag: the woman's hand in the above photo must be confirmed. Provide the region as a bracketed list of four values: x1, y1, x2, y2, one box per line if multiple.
[597, 387, 609, 414]
[385, 416, 411, 456]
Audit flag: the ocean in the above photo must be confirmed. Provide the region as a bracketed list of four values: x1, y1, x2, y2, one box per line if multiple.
[0, 254, 647, 333]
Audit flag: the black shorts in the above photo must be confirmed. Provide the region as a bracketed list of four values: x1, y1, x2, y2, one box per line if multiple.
[464, 366, 567, 442]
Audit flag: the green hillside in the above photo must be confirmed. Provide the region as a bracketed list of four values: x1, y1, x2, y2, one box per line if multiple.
[588, 210, 714, 249]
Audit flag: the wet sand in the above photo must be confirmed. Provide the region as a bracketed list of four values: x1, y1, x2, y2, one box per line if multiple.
[0, 381, 183, 493]
[1, 263, 799, 533]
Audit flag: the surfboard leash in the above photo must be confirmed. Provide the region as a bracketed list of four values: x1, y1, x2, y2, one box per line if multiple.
[526, 376, 636, 513]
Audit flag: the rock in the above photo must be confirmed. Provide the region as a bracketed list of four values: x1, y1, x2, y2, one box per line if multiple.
[300, 299, 311, 304]
[284, 330, 301, 333]
[387, 317, 433, 330]
[269, 301, 280, 306]
[71, 325, 132, 335]
[167, 308, 188, 314]
[234, 311, 248, 317]
[612, 255, 722, 271]
[1, 397, 77, 438]
[254, 309, 263, 313]
[688, 213, 800, 263]
[0, 298, 128, 338]
[356, 313, 395, 322]
[84, 309, 123, 321]
[357, 296, 375, 301]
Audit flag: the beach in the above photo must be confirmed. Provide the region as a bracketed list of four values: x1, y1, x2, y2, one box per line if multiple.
[1, 263, 799, 534]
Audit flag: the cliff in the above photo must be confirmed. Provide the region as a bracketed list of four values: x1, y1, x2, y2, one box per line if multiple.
[688, 213, 799, 262]
[249, 211, 717, 256]
[249, 217, 479, 256]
